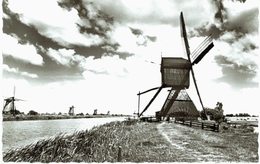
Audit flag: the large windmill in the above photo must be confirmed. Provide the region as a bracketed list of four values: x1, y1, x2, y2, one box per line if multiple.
[138, 12, 214, 119]
[3, 86, 24, 116]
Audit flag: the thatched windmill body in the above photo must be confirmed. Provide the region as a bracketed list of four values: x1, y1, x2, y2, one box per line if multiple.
[3, 86, 24, 116]
[138, 12, 214, 120]
[68, 105, 75, 116]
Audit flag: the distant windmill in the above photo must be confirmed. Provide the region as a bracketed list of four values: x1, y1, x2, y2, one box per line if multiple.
[68, 105, 75, 116]
[3, 86, 24, 116]
[138, 12, 214, 119]
[93, 109, 98, 115]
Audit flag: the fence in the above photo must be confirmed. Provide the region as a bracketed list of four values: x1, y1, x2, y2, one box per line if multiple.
[174, 120, 219, 132]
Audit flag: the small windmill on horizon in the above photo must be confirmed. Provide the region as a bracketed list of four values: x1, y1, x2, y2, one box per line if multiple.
[3, 86, 25, 116]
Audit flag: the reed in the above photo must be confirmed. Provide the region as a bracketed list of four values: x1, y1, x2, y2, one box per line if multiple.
[2, 114, 103, 121]
[3, 119, 169, 162]
[3, 120, 258, 162]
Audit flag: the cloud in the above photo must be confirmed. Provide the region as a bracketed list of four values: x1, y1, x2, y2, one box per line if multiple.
[211, 0, 227, 23]
[129, 27, 143, 36]
[45, 47, 134, 79]
[46, 48, 86, 67]
[190, 0, 258, 39]
[215, 55, 258, 88]
[186, 0, 259, 90]
[2, 33, 44, 65]
[2, 0, 259, 116]
[210, 30, 259, 89]
[92, 0, 214, 27]
[225, 7, 258, 35]
[3, 11, 64, 50]
[107, 24, 179, 60]
[3, 0, 135, 62]
[83, 55, 129, 77]
[129, 27, 157, 46]
[3, 64, 38, 79]
[6, 0, 105, 47]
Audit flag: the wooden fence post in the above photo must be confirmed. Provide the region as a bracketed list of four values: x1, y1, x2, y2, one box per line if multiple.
[117, 146, 122, 162]
[216, 124, 219, 132]
[201, 123, 204, 129]
[190, 121, 192, 127]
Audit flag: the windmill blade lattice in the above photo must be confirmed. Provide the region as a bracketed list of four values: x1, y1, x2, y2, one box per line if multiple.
[180, 12, 212, 112]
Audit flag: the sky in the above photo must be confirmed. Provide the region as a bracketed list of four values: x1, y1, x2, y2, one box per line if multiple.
[1, 0, 259, 115]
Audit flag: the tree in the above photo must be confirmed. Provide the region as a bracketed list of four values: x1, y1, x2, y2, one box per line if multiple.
[76, 113, 84, 116]
[201, 106, 224, 123]
[14, 109, 21, 115]
[28, 110, 38, 115]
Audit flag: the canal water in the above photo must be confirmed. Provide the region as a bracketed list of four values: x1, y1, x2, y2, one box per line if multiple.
[2, 117, 126, 152]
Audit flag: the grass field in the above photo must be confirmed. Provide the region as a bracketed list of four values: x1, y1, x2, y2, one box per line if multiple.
[3, 120, 258, 162]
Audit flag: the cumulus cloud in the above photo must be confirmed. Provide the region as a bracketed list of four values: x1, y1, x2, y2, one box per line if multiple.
[215, 55, 258, 88]
[129, 27, 157, 46]
[2, 33, 44, 65]
[212, 31, 259, 88]
[46, 48, 86, 67]
[92, 0, 214, 27]
[190, 0, 258, 39]
[186, 0, 259, 90]
[225, 7, 258, 35]
[7, 0, 104, 47]
[83, 55, 129, 77]
[3, 64, 39, 79]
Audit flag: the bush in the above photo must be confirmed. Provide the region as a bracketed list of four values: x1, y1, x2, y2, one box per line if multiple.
[27, 110, 38, 115]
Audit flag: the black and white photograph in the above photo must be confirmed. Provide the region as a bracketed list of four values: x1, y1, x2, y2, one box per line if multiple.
[1, 0, 259, 162]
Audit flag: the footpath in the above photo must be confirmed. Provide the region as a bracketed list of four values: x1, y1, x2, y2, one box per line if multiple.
[157, 122, 258, 162]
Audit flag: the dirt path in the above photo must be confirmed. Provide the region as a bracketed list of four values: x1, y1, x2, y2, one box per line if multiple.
[157, 122, 258, 162]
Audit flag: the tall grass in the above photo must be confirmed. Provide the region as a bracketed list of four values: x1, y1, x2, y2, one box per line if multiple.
[3, 120, 170, 162]
[3, 114, 99, 121]
[3, 120, 258, 162]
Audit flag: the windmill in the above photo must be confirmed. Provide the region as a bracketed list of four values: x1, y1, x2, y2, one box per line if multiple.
[3, 86, 24, 116]
[68, 105, 75, 116]
[138, 12, 214, 119]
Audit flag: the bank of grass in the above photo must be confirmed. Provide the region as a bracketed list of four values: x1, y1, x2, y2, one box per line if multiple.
[3, 120, 172, 162]
[3, 114, 92, 121]
[2, 114, 122, 121]
[3, 120, 258, 162]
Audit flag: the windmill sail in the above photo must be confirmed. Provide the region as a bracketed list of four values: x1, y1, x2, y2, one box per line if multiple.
[192, 42, 214, 64]
[3, 98, 14, 112]
[180, 12, 205, 112]
[180, 12, 191, 59]
[191, 35, 214, 65]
